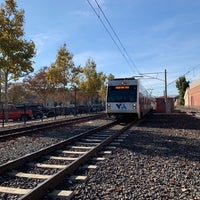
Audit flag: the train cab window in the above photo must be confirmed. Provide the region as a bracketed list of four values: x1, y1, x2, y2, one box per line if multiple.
[107, 85, 137, 102]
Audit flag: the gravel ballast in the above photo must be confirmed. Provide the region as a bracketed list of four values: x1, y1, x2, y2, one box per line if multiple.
[0, 119, 109, 165]
[68, 113, 200, 200]
[0, 113, 199, 199]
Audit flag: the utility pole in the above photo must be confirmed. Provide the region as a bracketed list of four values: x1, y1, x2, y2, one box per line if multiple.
[164, 69, 167, 101]
[74, 85, 77, 116]
[139, 69, 170, 113]
[164, 69, 169, 113]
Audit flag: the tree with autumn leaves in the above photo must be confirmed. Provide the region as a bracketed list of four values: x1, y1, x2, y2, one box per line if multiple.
[23, 45, 109, 106]
[8, 40, 109, 107]
[0, 0, 112, 107]
[44, 44, 108, 106]
[79, 59, 107, 105]
[0, 0, 36, 105]
[23, 67, 54, 104]
[46, 43, 76, 105]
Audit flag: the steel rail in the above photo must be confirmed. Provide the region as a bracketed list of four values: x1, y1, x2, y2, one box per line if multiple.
[0, 113, 105, 140]
[19, 121, 135, 200]
[0, 120, 116, 175]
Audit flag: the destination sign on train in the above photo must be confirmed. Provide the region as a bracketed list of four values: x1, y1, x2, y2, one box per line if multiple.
[115, 86, 130, 89]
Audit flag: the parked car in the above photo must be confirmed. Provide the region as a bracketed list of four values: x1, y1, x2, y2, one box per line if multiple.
[0, 104, 33, 121]
[16, 104, 55, 119]
[60, 107, 76, 115]
[90, 104, 105, 112]
[16, 105, 43, 119]
[76, 105, 90, 114]
[37, 105, 55, 118]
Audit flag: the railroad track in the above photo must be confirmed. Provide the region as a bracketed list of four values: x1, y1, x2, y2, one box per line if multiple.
[0, 113, 105, 140]
[0, 120, 135, 200]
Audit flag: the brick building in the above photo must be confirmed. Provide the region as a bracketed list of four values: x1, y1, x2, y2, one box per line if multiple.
[184, 78, 200, 107]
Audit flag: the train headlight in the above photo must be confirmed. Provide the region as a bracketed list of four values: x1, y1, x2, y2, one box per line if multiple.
[132, 104, 137, 110]
[107, 104, 111, 110]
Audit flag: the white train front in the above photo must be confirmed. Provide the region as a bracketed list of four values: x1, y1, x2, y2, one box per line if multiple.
[106, 78, 153, 119]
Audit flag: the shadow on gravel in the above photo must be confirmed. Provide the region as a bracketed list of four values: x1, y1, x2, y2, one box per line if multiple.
[121, 130, 200, 162]
[121, 113, 200, 162]
[139, 113, 200, 130]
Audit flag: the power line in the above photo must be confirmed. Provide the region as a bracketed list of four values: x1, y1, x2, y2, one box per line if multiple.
[167, 71, 190, 86]
[86, 0, 128, 67]
[87, 0, 140, 75]
[93, 0, 140, 75]
[86, 0, 129, 70]
[168, 64, 200, 86]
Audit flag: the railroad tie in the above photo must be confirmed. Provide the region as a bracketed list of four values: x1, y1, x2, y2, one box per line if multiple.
[7, 170, 51, 179]
[27, 162, 67, 169]
[56, 150, 87, 154]
[0, 186, 31, 195]
[48, 190, 73, 200]
[43, 155, 78, 161]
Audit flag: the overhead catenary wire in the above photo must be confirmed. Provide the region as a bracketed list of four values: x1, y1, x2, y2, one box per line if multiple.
[93, 0, 140, 75]
[87, 0, 130, 71]
[139, 71, 165, 82]
[167, 63, 200, 86]
[87, 0, 140, 75]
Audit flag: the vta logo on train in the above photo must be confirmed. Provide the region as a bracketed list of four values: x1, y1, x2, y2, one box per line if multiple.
[116, 104, 127, 110]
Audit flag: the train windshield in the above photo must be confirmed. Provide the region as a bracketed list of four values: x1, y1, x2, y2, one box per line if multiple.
[107, 85, 137, 102]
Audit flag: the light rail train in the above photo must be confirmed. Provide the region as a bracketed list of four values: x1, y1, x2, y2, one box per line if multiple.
[106, 77, 153, 119]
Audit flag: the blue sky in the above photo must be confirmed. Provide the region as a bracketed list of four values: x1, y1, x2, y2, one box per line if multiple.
[1, 0, 200, 97]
